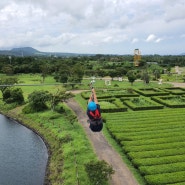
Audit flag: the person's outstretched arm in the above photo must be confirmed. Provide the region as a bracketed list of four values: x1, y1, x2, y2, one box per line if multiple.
[91, 88, 98, 104]
[88, 93, 93, 103]
[88, 88, 98, 104]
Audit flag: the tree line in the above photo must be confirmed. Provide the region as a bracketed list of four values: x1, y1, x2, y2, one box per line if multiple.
[1, 54, 185, 110]
[0, 54, 185, 76]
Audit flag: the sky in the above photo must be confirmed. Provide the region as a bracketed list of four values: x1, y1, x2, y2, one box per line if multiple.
[0, 0, 185, 55]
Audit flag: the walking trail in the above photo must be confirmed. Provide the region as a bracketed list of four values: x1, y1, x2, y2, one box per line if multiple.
[66, 98, 139, 185]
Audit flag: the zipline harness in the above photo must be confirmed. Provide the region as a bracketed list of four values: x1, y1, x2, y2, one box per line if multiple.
[87, 81, 103, 132]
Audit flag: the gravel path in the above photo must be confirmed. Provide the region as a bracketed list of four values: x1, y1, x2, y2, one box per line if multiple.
[169, 82, 185, 87]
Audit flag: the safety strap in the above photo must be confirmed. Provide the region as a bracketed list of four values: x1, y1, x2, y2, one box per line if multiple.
[89, 109, 101, 119]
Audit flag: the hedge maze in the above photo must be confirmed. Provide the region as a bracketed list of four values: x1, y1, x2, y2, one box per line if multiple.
[81, 87, 185, 184]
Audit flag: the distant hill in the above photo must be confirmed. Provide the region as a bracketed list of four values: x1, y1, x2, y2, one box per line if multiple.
[0, 47, 94, 57]
[9, 47, 41, 56]
[1, 47, 184, 57]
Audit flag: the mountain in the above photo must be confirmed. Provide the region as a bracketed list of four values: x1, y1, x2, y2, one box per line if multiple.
[10, 47, 39, 56]
[0, 47, 94, 57]
[0, 47, 40, 56]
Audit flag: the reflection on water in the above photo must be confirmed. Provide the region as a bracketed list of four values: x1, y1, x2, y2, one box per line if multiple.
[0, 114, 48, 185]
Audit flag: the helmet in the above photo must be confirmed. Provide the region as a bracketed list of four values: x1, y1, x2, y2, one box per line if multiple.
[88, 101, 97, 111]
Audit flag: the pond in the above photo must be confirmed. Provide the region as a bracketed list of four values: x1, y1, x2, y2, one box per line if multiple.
[0, 114, 48, 185]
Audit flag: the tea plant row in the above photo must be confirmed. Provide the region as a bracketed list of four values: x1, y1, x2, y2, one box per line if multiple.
[104, 108, 185, 185]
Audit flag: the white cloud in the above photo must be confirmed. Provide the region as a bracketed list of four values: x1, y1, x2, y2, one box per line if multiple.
[82, 40, 94, 46]
[164, 0, 185, 22]
[155, 38, 163, 43]
[146, 34, 157, 42]
[132, 38, 139, 43]
[0, 0, 184, 54]
[145, 34, 163, 43]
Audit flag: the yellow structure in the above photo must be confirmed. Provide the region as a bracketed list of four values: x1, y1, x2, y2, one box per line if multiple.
[134, 49, 141, 66]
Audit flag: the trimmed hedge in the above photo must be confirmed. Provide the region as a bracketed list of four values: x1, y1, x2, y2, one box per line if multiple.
[127, 147, 185, 159]
[81, 89, 139, 100]
[132, 155, 185, 167]
[152, 95, 185, 108]
[145, 171, 185, 185]
[122, 135, 185, 146]
[104, 108, 185, 184]
[99, 98, 128, 113]
[122, 97, 164, 111]
[164, 87, 185, 95]
[140, 162, 185, 175]
[134, 88, 169, 97]
[124, 141, 185, 153]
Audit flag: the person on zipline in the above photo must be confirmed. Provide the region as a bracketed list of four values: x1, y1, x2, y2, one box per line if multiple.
[87, 86, 103, 132]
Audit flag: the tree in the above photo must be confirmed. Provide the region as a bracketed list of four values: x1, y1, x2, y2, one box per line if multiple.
[54, 63, 70, 83]
[50, 88, 73, 111]
[142, 71, 150, 84]
[68, 63, 84, 89]
[109, 70, 118, 80]
[2, 65, 14, 75]
[3, 87, 24, 104]
[148, 64, 162, 80]
[153, 69, 161, 80]
[138, 59, 147, 67]
[40, 63, 50, 83]
[126, 70, 137, 85]
[95, 69, 107, 77]
[0, 77, 18, 94]
[85, 160, 114, 185]
[27, 90, 51, 112]
[115, 67, 127, 76]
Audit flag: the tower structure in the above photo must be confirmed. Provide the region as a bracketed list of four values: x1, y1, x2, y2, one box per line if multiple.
[134, 49, 141, 66]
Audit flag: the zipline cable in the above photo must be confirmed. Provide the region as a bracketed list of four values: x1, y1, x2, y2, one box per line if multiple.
[0, 82, 91, 87]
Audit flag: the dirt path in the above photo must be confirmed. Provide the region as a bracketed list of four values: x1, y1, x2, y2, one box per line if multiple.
[66, 98, 139, 185]
[169, 82, 185, 87]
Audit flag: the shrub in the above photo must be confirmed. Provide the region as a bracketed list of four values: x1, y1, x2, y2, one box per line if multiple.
[22, 104, 36, 114]
[85, 160, 114, 185]
[114, 84, 119, 87]
[3, 87, 24, 104]
[27, 90, 50, 112]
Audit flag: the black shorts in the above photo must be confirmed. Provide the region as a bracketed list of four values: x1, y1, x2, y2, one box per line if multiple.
[89, 119, 103, 132]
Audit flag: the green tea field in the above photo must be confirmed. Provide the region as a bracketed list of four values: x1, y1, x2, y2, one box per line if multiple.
[79, 87, 185, 185]
[105, 109, 185, 185]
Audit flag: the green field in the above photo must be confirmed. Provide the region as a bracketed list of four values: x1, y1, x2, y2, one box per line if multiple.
[76, 84, 185, 185]
[104, 109, 185, 184]
[2, 73, 185, 184]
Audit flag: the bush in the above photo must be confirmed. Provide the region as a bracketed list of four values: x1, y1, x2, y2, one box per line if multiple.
[85, 160, 114, 185]
[3, 87, 24, 104]
[114, 84, 119, 87]
[27, 90, 50, 112]
[56, 106, 65, 113]
[22, 104, 36, 114]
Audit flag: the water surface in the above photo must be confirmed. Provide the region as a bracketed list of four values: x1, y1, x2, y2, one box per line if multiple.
[0, 114, 48, 185]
